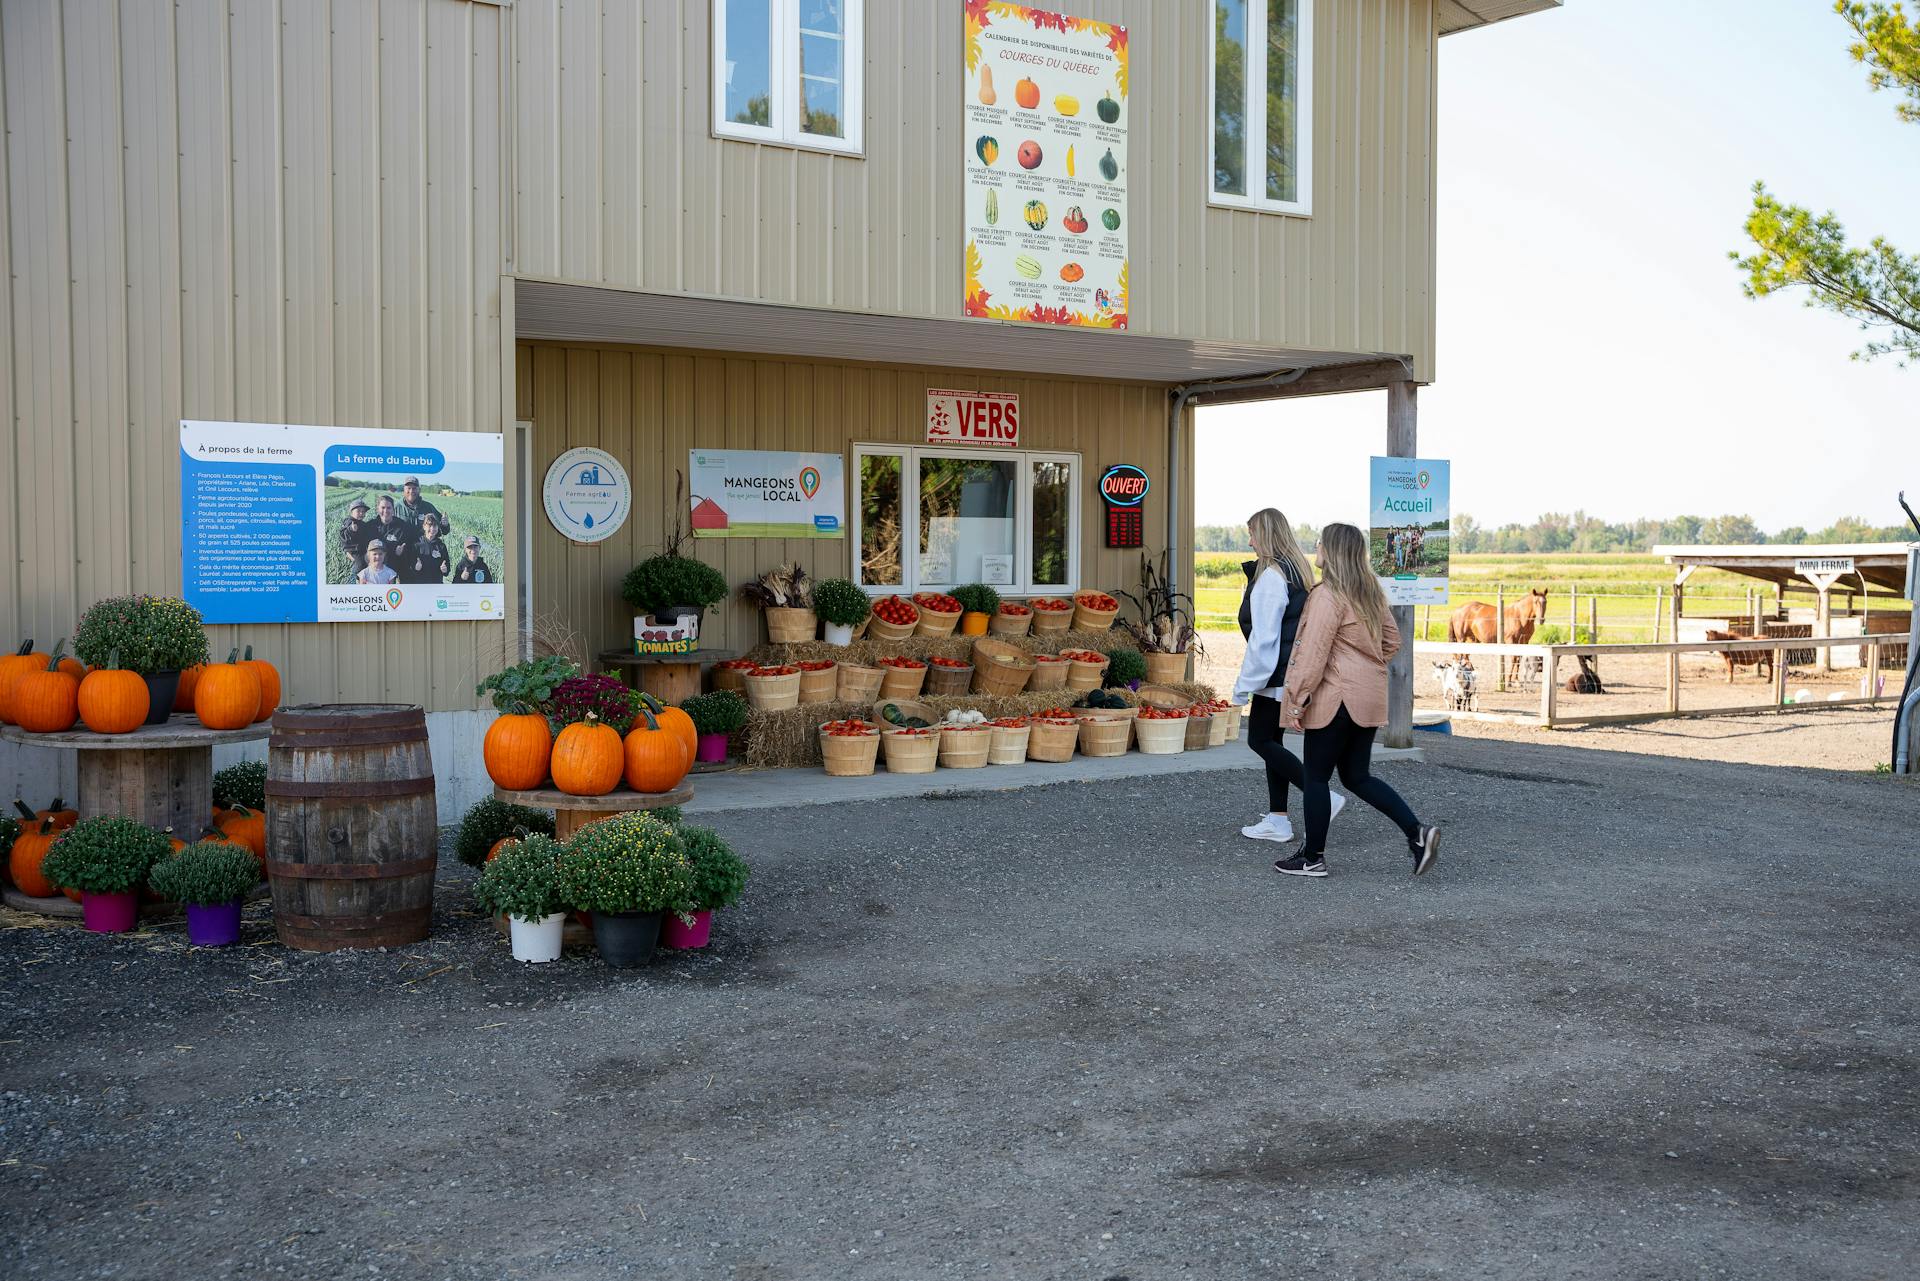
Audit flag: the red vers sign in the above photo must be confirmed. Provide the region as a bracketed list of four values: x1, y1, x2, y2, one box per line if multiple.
[926, 388, 1020, 447]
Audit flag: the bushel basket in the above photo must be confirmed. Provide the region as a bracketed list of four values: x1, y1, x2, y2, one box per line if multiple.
[835, 662, 885, 702]
[820, 722, 882, 777]
[924, 662, 973, 696]
[937, 724, 992, 769]
[1026, 717, 1079, 763]
[970, 638, 1035, 696]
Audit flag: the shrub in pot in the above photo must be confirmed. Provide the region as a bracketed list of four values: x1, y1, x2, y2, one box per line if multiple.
[147, 841, 258, 947]
[473, 835, 570, 963]
[74, 595, 211, 724]
[621, 554, 728, 624]
[663, 826, 749, 950]
[556, 813, 694, 968]
[1101, 646, 1148, 690]
[813, 577, 872, 646]
[952, 583, 1001, 637]
[683, 689, 748, 763]
[211, 760, 267, 812]
[454, 797, 557, 867]
[39, 816, 172, 934]
[476, 654, 579, 790]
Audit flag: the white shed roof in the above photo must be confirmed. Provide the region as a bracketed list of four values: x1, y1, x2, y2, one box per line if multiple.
[1439, 0, 1562, 36]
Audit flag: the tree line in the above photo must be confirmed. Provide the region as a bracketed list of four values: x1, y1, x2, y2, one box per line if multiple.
[1193, 512, 1912, 557]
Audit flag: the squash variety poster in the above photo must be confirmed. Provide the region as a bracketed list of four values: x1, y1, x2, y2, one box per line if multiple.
[963, 4, 1128, 329]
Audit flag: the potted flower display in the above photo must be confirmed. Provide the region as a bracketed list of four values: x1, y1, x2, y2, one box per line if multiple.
[73, 595, 211, 724]
[742, 562, 817, 643]
[474, 834, 570, 963]
[952, 584, 1001, 637]
[1119, 552, 1202, 685]
[813, 577, 872, 646]
[39, 816, 172, 933]
[475, 654, 580, 790]
[621, 552, 728, 629]
[546, 675, 639, 797]
[683, 689, 748, 763]
[661, 826, 749, 950]
[147, 840, 258, 947]
[555, 813, 695, 968]
[1102, 646, 1148, 691]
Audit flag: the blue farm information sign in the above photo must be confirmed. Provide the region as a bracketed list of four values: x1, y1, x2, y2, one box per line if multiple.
[180, 421, 506, 624]
[1368, 456, 1450, 606]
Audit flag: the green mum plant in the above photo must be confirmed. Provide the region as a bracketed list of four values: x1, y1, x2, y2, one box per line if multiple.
[621, 555, 729, 615]
[475, 654, 580, 715]
[74, 595, 211, 674]
[811, 577, 872, 629]
[453, 797, 557, 868]
[40, 817, 173, 895]
[556, 813, 694, 915]
[952, 583, 1002, 616]
[674, 826, 750, 920]
[1102, 645, 1147, 689]
[472, 835, 567, 922]
[211, 760, 267, 811]
[682, 689, 749, 737]
[148, 841, 259, 907]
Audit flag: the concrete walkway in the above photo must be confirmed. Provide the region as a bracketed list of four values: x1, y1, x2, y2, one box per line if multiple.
[684, 736, 1424, 814]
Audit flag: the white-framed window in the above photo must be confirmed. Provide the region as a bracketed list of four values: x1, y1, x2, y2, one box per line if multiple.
[852, 445, 1079, 596]
[712, 0, 864, 156]
[1209, 0, 1312, 216]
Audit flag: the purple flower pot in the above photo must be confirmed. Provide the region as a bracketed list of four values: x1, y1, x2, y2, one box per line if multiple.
[185, 900, 243, 947]
[659, 909, 712, 950]
[81, 891, 139, 934]
[695, 732, 729, 763]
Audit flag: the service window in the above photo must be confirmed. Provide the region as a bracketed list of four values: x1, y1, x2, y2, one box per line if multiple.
[852, 446, 1079, 596]
[713, 0, 864, 156]
[1210, 0, 1312, 215]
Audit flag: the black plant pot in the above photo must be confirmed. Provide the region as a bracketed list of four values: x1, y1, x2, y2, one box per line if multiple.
[591, 910, 662, 969]
[140, 670, 180, 725]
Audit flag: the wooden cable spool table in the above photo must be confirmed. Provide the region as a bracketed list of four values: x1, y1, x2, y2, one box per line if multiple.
[491, 781, 695, 840]
[1, 716, 270, 836]
[596, 649, 741, 706]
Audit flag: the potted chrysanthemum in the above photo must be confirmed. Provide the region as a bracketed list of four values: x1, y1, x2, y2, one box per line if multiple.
[40, 817, 173, 933]
[683, 689, 748, 763]
[473, 835, 570, 963]
[661, 825, 749, 950]
[555, 813, 694, 968]
[72, 596, 211, 724]
[147, 840, 258, 947]
[812, 577, 872, 646]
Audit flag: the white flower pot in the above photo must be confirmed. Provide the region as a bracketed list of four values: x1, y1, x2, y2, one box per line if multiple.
[509, 912, 566, 963]
[824, 622, 855, 646]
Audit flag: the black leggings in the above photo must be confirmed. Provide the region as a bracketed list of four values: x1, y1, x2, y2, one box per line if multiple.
[1301, 705, 1420, 856]
[1245, 694, 1304, 813]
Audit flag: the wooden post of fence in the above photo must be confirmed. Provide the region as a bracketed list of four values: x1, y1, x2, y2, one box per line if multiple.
[1752, 591, 1762, 636]
[1867, 635, 1882, 702]
[1652, 587, 1664, 643]
[1589, 596, 1600, 678]
[1569, 587, 1578, 638]
[1420, 605, 1430, 643]
[1541, 646, 1558, 725]
[1817, 584, 1833, 673]
[1667, 574, 1689, 714]
[1494, 584, 1506, 693]
[1775, 641, 1788, 707]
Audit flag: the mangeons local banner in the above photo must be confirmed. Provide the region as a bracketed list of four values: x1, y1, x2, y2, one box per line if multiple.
[1368, 457, 1451, 606]
[689, 449, 845, 539]
[180, 421, 506, 624]
[963, 3, 1128, 329]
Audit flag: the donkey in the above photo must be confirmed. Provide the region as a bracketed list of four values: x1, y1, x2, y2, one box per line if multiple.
[1448, 589, 1550, 685]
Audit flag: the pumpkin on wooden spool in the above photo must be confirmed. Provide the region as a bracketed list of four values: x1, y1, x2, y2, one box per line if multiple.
[76, 649, 151, 735]
[174, 664, 206, 713]
[0, 639, 47, 725]
[6, 816, 61, 898]
[240, 646, 281, 723]
[483, 713, 553, 791]
[194, 648, 261, 730]
[623, 703, 692, 795]
[12, 642, 80, 734]
[549, 712, 624, 796]
[636, 692, 698, 766]
[216, 803, 267, 869]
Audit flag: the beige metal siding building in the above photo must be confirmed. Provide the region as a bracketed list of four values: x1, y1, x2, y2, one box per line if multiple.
[0, 0, 1555, 802]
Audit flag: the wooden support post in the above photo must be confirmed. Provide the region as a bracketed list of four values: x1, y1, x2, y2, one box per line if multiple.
[1668, 574, 1690, 714]
[1775, 642, 1788, 707]
[1382, 380, 1416, 749]
[1589, 596, 1600, 677]
[1495, 584, 1507, 693]
[1541, 647, 1558, 725]
[1867, 634, 1882, 702]
[1817, 586, 1833, 672]
[1652, 587, 1664, 643]
[1569, 586, 1578, 638]
[1420, 604, 1430, 643]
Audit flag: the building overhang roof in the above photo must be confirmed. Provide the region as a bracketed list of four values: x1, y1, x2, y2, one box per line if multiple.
[512, 278, 1408, 389]
[1438, 0, 1561, 36]
[1653, 543, 1919, 594]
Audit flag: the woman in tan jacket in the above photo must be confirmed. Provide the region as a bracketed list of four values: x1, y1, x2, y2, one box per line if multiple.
[1276, 523, 1440, 879]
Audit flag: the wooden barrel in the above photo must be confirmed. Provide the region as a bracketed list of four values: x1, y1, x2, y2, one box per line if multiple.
[264, 704, 438, 952]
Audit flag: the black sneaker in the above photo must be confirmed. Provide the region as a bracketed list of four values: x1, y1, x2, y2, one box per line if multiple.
[1411, 826, 1441, 877]
[1273, 854, 1328, 878]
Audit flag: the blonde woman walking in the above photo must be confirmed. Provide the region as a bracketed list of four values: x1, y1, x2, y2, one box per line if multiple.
[1233, 508, 1344, 843]
[1275, 523, 1440, 878]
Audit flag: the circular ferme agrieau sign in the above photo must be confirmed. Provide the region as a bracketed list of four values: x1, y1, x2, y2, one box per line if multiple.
[543, 447, 631, 544]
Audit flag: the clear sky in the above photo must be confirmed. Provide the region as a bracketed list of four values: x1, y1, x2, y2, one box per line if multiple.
[1196, 0, 1920, 535]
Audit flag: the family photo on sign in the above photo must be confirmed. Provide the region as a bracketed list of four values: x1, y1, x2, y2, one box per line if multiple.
[325, 471, 503, 589]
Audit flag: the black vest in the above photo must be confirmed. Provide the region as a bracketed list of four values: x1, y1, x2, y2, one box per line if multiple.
[1238, 559, 1308, 690]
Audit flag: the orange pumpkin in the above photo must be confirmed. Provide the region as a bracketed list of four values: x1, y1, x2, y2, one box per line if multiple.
[623, 705, 692, 795]
[174, 664, 205, 712]
[483, 713, 553, 791]
[12, 797, 78, 830]
[637, 693, 698, 765]
[12, 643, 80, 734]
[194, 648, 260, 729]
[240, 645, 281, 723]
[165, 827, 188, 852]
[216, 803, 267, 864]
[7, 817, 60, 897]
[76, 650, 150, 734]
[486, 835, 520, 863]
[549, 714, 624, 796]
[0, 639, 47, 725]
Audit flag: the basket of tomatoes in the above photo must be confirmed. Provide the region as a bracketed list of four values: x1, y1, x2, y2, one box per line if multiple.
[924, 654, 974, 696]
[744, 665, 803, 711]
[1133, 704, 1190, 755]
[1072, 591, 1121, 632]
[1029, 597, 1074, 634]
[819, 719, 883, 776]
[1059, 648, 1111, 693]
[1028, 652, 1070, 692]
[795, 659, 840, 705]
[911, 592, 963, 638]
[1183, 702, 1216, 752]
[986, 715, 1031, 765]
[876, 655, 928, 699]
[880, 725, 940, 774]
[712, 657, 760, 695]
[1025, 707, 1082, 763]
[869, 594, 920, 641]
[990, 600, 1034, 638]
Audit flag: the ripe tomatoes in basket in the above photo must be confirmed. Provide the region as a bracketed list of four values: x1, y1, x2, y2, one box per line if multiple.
[1031, 597, 1073, 612]
[873, 595, 919, 625]
[998, 602, 1031, 615]
[928, 656, 971, 669]
[821, 719, 877, 736]
[878, 656, 926, 669]
[1076, 592, 1119, 612]
[912, 592, 962, 614]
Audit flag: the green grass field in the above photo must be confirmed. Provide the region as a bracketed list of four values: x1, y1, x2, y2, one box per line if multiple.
[324, 490, 504, 585]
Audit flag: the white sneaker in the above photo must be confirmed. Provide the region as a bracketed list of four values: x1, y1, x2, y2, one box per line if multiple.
[1241, 814, 1294, 843]
[1329, 792, 1348, 823]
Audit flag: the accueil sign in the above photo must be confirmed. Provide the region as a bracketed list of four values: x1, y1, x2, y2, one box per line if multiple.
[926, 388, 1020, 447]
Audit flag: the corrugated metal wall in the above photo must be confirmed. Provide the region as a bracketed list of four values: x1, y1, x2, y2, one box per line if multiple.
[509, 0, 1439, 378]
[515, 342, 1193, 660]
[0, 0, 507, 710]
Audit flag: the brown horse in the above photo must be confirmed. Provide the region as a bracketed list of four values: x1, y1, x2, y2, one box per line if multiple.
[1448, 589, 1550, 683]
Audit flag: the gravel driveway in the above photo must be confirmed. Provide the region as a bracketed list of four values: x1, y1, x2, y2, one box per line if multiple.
[4, 736, 1917, 1280]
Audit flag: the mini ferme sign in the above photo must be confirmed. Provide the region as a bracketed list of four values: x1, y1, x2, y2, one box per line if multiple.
[926, 388, 1020, 447]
